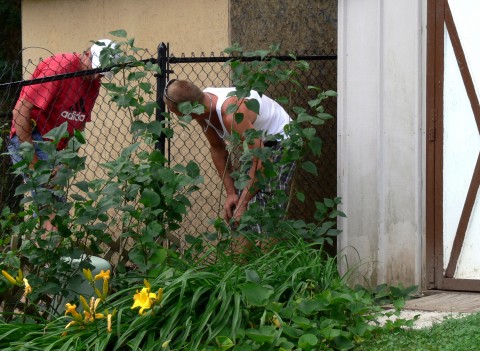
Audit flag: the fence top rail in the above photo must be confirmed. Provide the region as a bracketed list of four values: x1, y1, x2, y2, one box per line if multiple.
[0, 58, 157, 91]
[0, 53, 337, 91]
[168, 54, 337, 64]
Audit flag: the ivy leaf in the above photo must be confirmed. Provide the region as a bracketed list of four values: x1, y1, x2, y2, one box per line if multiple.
[110, 29, 127, 38]
[334, 335, 354, 350]
[296, 192, 305, 202]
[215, 336, 234, 351]
[43, 122, 69, 143]
[245, 269, 261, 283]
[234, 113, 244, 124]
[127, 72, 147, 81]
[245, 99, 260, 114]
[301, 161, 317, 175]
[140, 189, 161, 208]
[240, 283, 274, 306]
[226, 103, 238, 115]
[74, 181, 89, 193]
[308, 137, 323, 156]
[245, 326, 277, 344]
[325, 90, 338, 97]
[298, 334, 318, 350]
[73, 129, 86, 145]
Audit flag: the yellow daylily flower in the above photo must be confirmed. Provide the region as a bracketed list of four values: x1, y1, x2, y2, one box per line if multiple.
[23, 278, 32, 297]
[102, 277, 109, 297]
[65, 303, 82, 321]
[272, 315, 282, 328]
[65, 320, 77, 330]
[94, 270, 110, 281]
[156, 288, 163, 303]
[131, 287, 157, 315]
[79, 295, 91, 313]
[1, 270, 19, 286]
[84, 310, 105, 323]
[107, 313, 112, 333]
[162, 340, 171, 348]
[82, 268, 94, 283]
[92, 297, 101, 312]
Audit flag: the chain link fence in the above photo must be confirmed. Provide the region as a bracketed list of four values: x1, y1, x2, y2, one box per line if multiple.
[0, 43, 337, 253]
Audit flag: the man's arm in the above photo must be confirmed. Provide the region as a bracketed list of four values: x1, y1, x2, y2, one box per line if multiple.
[222, 98, 263, 221]
[12, 98, 39, 166]
[199, 120, 238, 221]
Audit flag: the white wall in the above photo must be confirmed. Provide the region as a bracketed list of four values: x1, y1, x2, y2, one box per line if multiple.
[337, 0, 426, 289]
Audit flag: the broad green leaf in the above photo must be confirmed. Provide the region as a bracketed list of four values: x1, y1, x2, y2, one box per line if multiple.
[140, 189, 161, 207]
[319, 326, 341, 340]
[334, 335, 354, 350]
[298, 334, 318, 350]
[282, 325, 303, 338]
[234, 112, 244, 124]
[296, 192, 305, 202]
[226, 103, 238, 115]
[245, 326, 277, 344]
[292, 315, 316, 330]
[110, 29, 127, 38]
[73, 129, 86, 144]
[301, 161, 317, 175]
[245, 99, 260, 114]
[308, 137, 323, 156]
[127, 71, 147, 81]
[215, 336, 234, 350]
[245, 269, 261, 283]
[297, 299, 324, 315]
[43, 122, 69, 142]
[240, 283, 274, 306]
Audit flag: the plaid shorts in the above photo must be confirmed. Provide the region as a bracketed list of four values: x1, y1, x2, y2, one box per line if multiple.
[242, 143, 296, 234]
[247, 143, 296, 209]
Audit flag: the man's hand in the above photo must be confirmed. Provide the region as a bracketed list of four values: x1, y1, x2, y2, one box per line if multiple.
[232, 202, 248, 223]
[224, 193, 239, 222]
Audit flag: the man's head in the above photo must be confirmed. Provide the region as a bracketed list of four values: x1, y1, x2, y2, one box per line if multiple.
[163, 79, 204, 115]
[90, 39, 117, 80]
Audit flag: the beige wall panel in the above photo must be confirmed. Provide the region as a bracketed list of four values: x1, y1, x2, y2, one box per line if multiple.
[22, 0, 229, 63]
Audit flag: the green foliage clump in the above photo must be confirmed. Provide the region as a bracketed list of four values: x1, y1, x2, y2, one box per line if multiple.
[355, 312, 480, 351]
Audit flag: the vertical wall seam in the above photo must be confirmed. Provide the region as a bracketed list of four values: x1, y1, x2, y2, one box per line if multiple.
[337, 0, 348, 253]
[377, 0, 386, 283]
[417, 0, 427, 291]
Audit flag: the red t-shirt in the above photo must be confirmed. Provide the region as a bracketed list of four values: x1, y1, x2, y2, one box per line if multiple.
[12, 53, 101, 149]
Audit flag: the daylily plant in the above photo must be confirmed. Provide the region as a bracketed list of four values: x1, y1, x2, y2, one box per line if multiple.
[2, 269, 32, 298]
[62, 269, 115, 335]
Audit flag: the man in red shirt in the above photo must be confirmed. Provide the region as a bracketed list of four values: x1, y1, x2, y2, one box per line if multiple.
[8, 39, 116, 232]
[9, 39, 116, 165]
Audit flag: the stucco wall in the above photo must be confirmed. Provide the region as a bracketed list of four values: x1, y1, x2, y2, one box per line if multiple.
[337, 0, 426, 289]
[21, 0, 229, 63]
[229, 0, 337, 53]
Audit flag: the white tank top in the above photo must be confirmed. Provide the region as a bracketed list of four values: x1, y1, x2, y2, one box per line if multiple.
[203, 87, 290, 140]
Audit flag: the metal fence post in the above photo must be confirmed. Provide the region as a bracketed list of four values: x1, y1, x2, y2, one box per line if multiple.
[156, 42, 168, 156]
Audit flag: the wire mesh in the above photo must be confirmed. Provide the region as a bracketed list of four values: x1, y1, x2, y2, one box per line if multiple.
[0, 45, 337, 256]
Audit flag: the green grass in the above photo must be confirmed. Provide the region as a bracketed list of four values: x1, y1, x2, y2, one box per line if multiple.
[355, 312, 480, 351]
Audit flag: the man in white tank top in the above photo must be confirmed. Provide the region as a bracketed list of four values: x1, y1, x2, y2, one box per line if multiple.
[164, 79, 296, 251]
